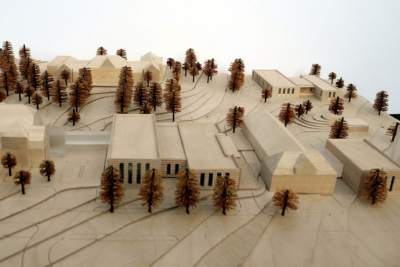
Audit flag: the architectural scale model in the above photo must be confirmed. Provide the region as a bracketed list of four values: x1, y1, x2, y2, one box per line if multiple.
[0, 42, 400, 266]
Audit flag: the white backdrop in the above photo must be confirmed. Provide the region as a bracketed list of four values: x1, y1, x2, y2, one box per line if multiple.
[1, 0, 399, 113]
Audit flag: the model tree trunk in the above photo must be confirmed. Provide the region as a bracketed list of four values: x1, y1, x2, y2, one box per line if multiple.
[364, 169, 388, 205]
[210, 58, 218, 81]
[14, 170, 31, 195]
[189, 65, 199, 82]
[139, 168, 164, 213]
[344, 83, 357, 102]
[373, 91, 389, 115]
[100, 166, 125, 213]
[213, 175, 237, 215]
[227, 106, 245, 133]
[2, 152, 17, 176]
[68, 109, 81, 126]
[175, 168, 200, 214]
[182, 62, 189, 77]
[328, 72, 337, 84]
[329, 117, 349, 139]
[328, 96, 344, 115]
[279, 103, 296, 127]
[272, 189, 299, 216]
[39, 160, 56, 182]
[387, 122, 399, 142]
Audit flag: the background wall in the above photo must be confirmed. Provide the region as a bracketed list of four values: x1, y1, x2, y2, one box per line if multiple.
[1, 0, 399, 112]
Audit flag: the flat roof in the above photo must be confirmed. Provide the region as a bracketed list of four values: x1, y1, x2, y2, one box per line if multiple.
[328, 139, 399, 170]
[301, 75, 337, 91]
[178, 123, 238, 170]
[157, 124, 186, 160]
[110, 114, 159, 159]
[253, 70, 297, 88]
[289, 77, 314, 87]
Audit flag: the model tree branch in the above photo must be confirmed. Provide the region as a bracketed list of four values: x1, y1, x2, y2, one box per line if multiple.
[328, 96, 344, 115]
[14, 170, 31, 195]
[1, 152, 17, 176]
[212, 175, 237, 215]
[139, 168, 164, 213]
[344, 83, 357, 102]
[69, 80, 88, 112]
[19, 44, 31, 80]
[39, 160, 56, 182]
[329, 117, 349, 139]
[115, 66, 134, 114]
[227, 106, 245, 133]
[309, 63, 321, 76]
[364, 169, 388, 205]
[373, 91, 389, 115]
[175, 168, 200, 214]
[279, 103, 296, 127]
[100, 166, 125, 213]
[185, 48, 197, 69]
[272, 189, 299, 216]
[189, 64, 199, 82]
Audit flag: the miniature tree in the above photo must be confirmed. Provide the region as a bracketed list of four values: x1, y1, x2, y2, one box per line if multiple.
[0, 67, 12, 96]
[116, 48, 127, 60]
[273, 189, 299, 216]
[185, 48, 197, 68]
[167, 58, 176, 69]
[32, 93, 43, 110]
[114, 82, 133, 114]
[24, 85, 34, 104]
[262, 89, 271, 102]
[19, 45, 31, 80]
[203, 60, 214, 83]
[28, 63, 41, 91]
[386, 122, 399, 142]
[295, 103, 305, 118]
[373, 91, 389, 115]
[182, 62, 190, 77]
[279, 103, 296, 127]
[118, 66, 134, 87]
[335, 77, 344, 89]
[189, 64, 199, 82]
[164, 90, 181, 122]
[196, 62, 202, 71]
[1, 152, 17, 176]
[227, 106, 245, 133]
[329, 117, 349, 139]
[229, 58, 245, 74]
[39, 160, 56, 182]
[303, 100, 313, 114]
[69, 81, 88, 112]
[309, 63, 321, 76]
[100, 166, 125, 213]
[133, 82, 149, 111]
[363, 169, 388, 205]
[344, 83, 357, 102]
[40, 71, 54, 100]
[51, 80, 68, 107]
[149, 82, 163, 111]
[1, 46, 19, 83]
[140, 102, 152, 114]
[68, 109, 80, 126]
[97, 46, 107, 55]
[14, 170, 31, 195]
[328, 72, 337, 84]
[0, 89, 6, 102]
[175, 168, 200, 214]
[60, 70, 71, 86]
[143, 71, 153, 87]
[212, 175, 237, 215]
[139, 168, 164, 213]
[210, 58, 218, 81]
[328, 96, 344, 115]
[14, 82, 25, 101]
[164, 79, 181, 93]
[2, 41, 14, 56]
[79, 67, 93, 93]
[19, 44, 30, 59]
[229, 71, 245, 92]
[172, 61, 182, 82]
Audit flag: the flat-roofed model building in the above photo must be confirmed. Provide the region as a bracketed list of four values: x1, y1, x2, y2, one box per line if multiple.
[300, 75, 339, 102]
[326, 139, 400, 195]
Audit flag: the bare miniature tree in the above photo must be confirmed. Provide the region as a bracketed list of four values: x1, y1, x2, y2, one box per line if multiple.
[262, 89, 271, 102]
[272, 189, 299, 216]
[116, 48, 127, 60]
[100, 166, 125, 213]
[51, 80, 68, 107]
[14, 170, 31, 195]
[344, 83, 357, 102]
[24, 85, 34, 104]
[386, 122, 399, 142]
[40, 71, 54, 100]
[164, 90, 181, 122]
[175, 168, 200, 214]
[189, 64, 199, 82]
[14, 82, 25, 101]
[212, 175, 237, 215]
[32, 93, 43, 110]
[295, 103, 305, 118]
[185, 48, 197, 68]
[39, 160, 56, 182]
[0, 90, 6, 102]
[97, 46, 107, 55]
[227, 106, 245, 133]
[149, 82, 163, 111]
[335, 77, 344, 89]
[28, 63, 41, 91]
[364, 169, 388, 205]
[328, 72, 337, 84]
[182, 62, 190, 77]
[172, 61, 182, 82]
[279, 103, 296, 127]
[143, 71, 153, 87]
[60, 70, 71, 86]
[303, 100, 313, 114]
[1, 152, 17, 176]
[373, 91, 389, 115]
[139, 168, 164, 213]
[328, 96, 345, 115]
[68, 109, 81, 126]
[309, 63, 321, 76]
[167, 58, 176, 69]
[69, 81, 88, 112]
[133, 82, 149, 111]
[329, 117, 349, 139]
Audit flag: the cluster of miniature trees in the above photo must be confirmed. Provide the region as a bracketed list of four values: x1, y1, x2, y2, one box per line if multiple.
[276, 101, 314, 128]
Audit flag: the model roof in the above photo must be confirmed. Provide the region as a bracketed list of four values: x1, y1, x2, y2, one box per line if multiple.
[140, 52, 163, 65]
[289, 77, 314, 87]
[157, 124, 186, 160]
[253, 70, 297, 88]
[0, 104, 42, 134]
[109, 114, 159, 159]
[327, 139, 400, 170]
[301, 75, 337, 91]
[178, 123, 238, 170]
